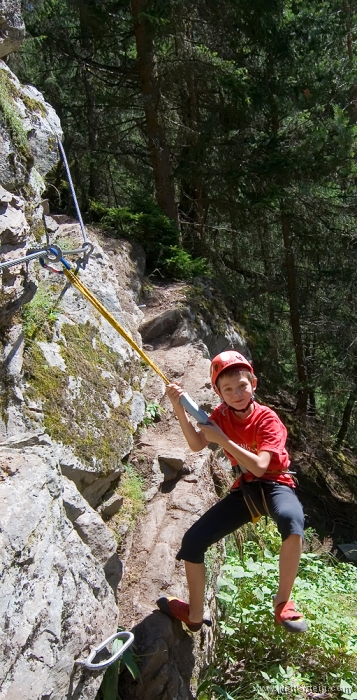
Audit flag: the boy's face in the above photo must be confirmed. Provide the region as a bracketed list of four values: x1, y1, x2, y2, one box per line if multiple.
[217, 372, 257, 410]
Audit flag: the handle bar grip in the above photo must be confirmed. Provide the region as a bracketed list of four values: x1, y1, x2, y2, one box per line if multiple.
[179, 393, 209, 424]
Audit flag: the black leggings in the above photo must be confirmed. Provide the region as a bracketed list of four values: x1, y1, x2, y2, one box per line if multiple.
[176, 481, 305, 564]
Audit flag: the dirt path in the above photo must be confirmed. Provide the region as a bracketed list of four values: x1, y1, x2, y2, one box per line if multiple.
[114, 287, 224, 699]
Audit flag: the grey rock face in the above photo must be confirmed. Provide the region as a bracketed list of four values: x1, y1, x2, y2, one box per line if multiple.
[0, 0, 25, 58]
[139, 308, 183, 342]
[60, 446, 123, 508]
[0, 438, 118, 700]
[1, 220, 147, 504]
[63, 475, 123, 592]
[0, 186, 36, 327]
[0, 185, 29, 244]
[0, 46, 146, 700]
[0, 62, 62, 193]
[99, 491, 124, 518]
[0, 63, 62, 330]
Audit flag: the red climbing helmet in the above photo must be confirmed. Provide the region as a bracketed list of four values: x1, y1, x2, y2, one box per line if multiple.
[210, 351, 254, 393]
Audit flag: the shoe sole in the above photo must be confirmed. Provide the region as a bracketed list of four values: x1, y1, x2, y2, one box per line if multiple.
[156, 597, 209, 632]
[276, 619, 308, 633]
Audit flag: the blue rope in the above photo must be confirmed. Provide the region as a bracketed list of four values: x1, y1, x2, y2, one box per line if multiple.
[39, 246, 71, 274]
[57, 139, 87, 243]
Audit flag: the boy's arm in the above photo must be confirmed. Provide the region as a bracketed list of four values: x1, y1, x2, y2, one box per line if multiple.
[166, 383, 209, 452]
[198, 421, 271, 476]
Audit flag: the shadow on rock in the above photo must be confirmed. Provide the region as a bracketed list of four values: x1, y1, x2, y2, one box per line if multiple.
[119, 610, 196, 700]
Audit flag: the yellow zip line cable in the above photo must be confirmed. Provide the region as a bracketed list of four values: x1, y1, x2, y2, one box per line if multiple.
[63, 268, 170, 384]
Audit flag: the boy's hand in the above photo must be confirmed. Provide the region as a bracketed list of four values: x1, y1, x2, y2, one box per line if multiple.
[198, 420, 227, 447]
[166, 382, 185, 410]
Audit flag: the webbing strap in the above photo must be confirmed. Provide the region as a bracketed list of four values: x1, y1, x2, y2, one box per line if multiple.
[63, 268, 170, 384]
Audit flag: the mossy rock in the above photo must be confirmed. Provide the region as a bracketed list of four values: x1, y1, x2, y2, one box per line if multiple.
[23, 320, 143, 474]
[0, 67, 31, 162]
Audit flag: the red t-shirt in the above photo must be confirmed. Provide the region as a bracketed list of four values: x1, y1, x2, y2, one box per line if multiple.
[209, 401, 295, 489]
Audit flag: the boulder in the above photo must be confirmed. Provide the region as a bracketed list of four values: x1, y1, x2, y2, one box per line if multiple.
[0, 0, 25, 58]
[0, 436, 118, 700]
[62, 477, 123, 592]
[62, 474, 123, 595]
[99, 491, 124, 518]
[0, 62, 62, 193]
[139, 308, 183, 342]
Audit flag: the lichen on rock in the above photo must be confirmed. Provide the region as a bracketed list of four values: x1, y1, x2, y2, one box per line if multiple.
[23, 319, 140, 474]
[0, 61, 62, 193]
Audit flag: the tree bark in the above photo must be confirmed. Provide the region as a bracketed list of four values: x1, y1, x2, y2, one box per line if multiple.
[78, 1, 100, 202]
[344, 0, 354, 63]
[281, 205, 309, 412]
[130, 0, 178, 224]
[177, 18, 207, 250]
[335, 380, 357, 449]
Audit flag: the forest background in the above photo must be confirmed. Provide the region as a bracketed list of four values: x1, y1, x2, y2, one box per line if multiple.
[10, 0, 357, 449]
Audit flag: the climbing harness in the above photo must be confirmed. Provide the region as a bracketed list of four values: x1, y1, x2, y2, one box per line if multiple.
[241, 479, 272, 523]
[75, 630, 134, 671]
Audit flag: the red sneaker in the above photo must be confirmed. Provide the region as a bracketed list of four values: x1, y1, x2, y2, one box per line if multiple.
[156, 596, 212, 632]
[274, 600, 307, 633]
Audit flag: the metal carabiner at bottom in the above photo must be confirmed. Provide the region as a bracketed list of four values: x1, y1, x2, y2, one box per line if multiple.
[74, 630, 135, 671]
[74, 241, 94, 270]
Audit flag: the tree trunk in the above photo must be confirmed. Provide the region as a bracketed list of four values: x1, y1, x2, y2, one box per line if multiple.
[343, 0, 357, 185]
[344, 0, 354, 63]
[258, 223, 280, 369]
[281, 205, 309, 412]
[335, 381, 357, 449]
[78, 1, 100, 202]
[130, 0, 178, 224]
[177, 18, 206, 251]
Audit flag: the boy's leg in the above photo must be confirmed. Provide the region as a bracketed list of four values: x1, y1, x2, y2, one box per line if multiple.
[264, 482, 306, 632]
[158, 489, 251, 628]
[184, 561, 206, 623]
[274, 533, 302, 608]
[181, 490, 251, 623]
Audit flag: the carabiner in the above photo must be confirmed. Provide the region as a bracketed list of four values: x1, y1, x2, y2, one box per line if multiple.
[75, 631, 134, 671]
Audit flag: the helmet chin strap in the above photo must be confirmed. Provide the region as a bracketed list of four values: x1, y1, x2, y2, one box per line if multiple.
[226, 393, 255, 414]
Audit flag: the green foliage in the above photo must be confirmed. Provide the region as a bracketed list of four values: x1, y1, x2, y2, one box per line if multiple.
[198, 521, 357, 700]
[163, 246, 208, 280]
[0, 68, 31, 158]
[96, 632, 140, 700]
[90, 197, 179, 272]
[22, 285, 61, 338]
[115, 463, 145, 531]
[142, 401, 165, 427]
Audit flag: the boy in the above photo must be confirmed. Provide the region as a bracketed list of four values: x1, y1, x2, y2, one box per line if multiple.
[157, 351, 306, 634]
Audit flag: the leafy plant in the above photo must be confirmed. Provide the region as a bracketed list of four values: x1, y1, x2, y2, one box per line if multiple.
[90, 196, 179, 272]
[22, 286, 61, 339]
[197, 520, 357, 700]
[142, 401, 165, 427]
[113, 463, 146, 543]
[162, 245, 208, 280]
[96, 632, 140, 700]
